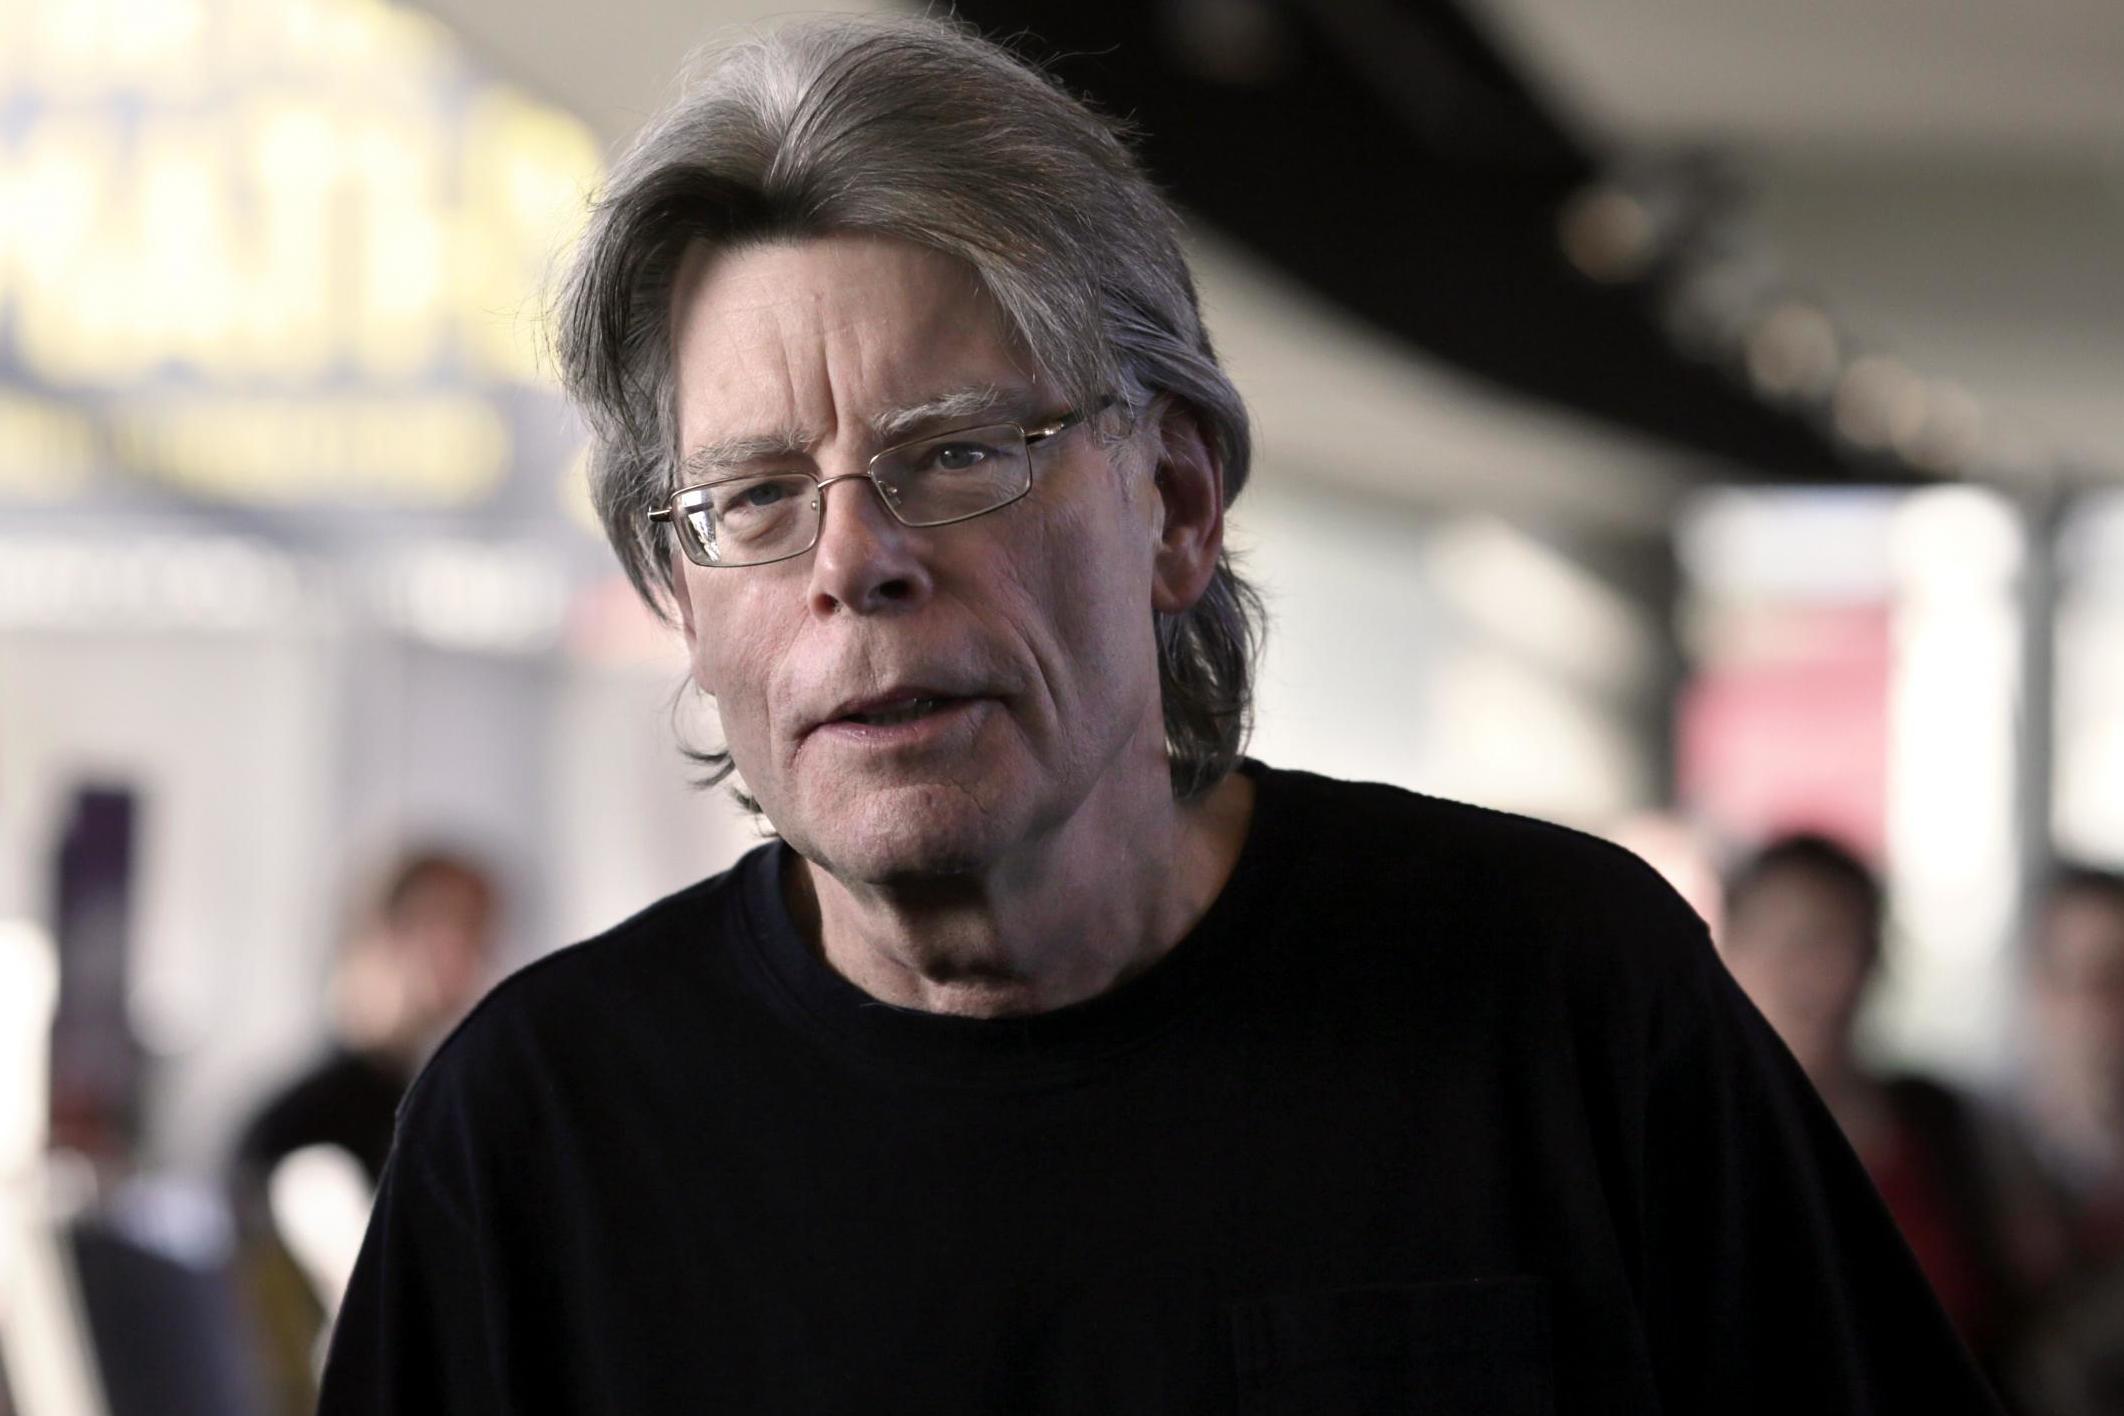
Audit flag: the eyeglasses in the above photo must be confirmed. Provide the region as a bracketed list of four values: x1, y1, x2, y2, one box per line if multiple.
[649, 402, 1105, 569]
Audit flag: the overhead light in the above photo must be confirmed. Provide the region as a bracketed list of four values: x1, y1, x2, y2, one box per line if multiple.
[1899, 382, 1983, 476]
[1558, 185, 1656, 284]
[1833, 355, 1927, 452]
[1745, 301, 1840, 400]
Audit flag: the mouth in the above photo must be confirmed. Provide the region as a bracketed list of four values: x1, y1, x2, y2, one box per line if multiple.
[807, 687, 989, 743]
[837, 695, 956, 727]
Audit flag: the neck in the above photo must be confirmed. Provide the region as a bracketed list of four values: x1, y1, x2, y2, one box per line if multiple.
[788, 766, 1254, 1018]
[1812, 1063, 1888, 1155]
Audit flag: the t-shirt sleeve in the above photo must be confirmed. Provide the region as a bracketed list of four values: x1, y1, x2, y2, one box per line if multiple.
[1633, 905, 2002, 1412]
[316, 1118, 508, 1412]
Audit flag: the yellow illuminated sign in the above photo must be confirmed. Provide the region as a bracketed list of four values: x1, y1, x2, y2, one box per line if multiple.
[111, 395, 509, 503]
[0, 393, 96, 497]
[0, 0, 603, 508]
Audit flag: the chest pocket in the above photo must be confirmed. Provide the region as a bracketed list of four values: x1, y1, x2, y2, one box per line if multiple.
[1229, 1278, 1555, 1416]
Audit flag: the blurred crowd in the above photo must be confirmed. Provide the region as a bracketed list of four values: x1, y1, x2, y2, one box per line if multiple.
[1719, 837, 2124, 1413]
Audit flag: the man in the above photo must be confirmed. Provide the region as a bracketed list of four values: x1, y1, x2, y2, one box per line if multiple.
[321, 15, 1997, 1412]
[1719, 834, 2045, 1386]
[2018, 864, 2124, 1254]
[2002, 865, 2124, 1413]
[237, 849, 502, 1197]
[235, 849, 501, 1412]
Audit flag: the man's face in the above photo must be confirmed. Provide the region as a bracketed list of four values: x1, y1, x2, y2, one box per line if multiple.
[2032, 889, 2124, 1079]
[389, 869, 494, 1021]
[666, 235, 1171, 882]
[1721, 868, 1877, 1079]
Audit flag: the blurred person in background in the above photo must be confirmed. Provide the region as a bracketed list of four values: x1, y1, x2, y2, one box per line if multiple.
[320, 15, 1996, 1412]
[228, 847, 500, 1411]
[1720, 833, 2054, 1390]
[235, 847, 500, 1191]
[2010, 865, 2124, 1416]
[2017, 865, 2124, 1261]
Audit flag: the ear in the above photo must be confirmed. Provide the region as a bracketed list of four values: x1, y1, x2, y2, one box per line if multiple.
[1144, 398, 1227, 615]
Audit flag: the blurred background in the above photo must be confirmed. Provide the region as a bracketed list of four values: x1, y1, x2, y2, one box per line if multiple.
[0, 0, 2119, 1410]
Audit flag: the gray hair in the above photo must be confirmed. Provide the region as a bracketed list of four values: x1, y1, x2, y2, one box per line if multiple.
[554, 13, 1262, 799]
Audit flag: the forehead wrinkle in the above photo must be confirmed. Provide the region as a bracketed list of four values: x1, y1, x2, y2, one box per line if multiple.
[676, 253, 842, 476]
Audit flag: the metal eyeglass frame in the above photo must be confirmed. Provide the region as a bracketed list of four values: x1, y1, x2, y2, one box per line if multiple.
[648, 398, 1110, 569]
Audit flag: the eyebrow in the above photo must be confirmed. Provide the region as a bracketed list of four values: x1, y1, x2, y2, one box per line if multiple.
[677, 384, 1027, 482]
[678, 426, 818, 482]
[867, 384, 1020, 443]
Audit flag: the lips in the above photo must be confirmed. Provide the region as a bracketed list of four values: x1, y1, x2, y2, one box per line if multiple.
[811, 686, 978, 735]
[840, 696, 950, 727]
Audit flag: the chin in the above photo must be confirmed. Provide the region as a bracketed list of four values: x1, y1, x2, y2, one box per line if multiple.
[777, 778, 1025, 885]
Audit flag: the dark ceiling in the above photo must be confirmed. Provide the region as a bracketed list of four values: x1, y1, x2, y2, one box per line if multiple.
[950, 0, 1931, 486]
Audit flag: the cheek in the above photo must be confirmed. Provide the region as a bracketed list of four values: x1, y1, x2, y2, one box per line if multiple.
[685, 580, 795, 735]
[1006, 496, 1155, 683]
[680, 577, 727, 695]
[1015, 503, 1163, 738]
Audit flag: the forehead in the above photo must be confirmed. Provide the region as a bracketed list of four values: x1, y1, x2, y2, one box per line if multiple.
[391, 866, 494, 919]
[668, 235, 1032, 447]
[1734, 865, 1868, 918]
[2044, 890, 2124, 961]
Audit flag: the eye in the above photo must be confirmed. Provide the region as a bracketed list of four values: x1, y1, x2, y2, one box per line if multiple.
[710, 476, 806, 518]
[926, 442, 991, 473]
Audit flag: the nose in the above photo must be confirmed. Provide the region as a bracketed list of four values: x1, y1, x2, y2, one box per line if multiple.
[805, 472, 932, 617]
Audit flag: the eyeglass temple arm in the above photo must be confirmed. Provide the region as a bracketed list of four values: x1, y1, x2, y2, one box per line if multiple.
[1024, 393, 1118, 446]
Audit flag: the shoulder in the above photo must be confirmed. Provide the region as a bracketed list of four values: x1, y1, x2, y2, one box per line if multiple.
[391, 847, 772, 1139]
[1881, 1074, 2001, 1162]
[235, 1048, 403, 1166]
[479, 854, 753, 1017]
[1255, 763, 1705, 951]
[1248, 763, 1724, 1071]
[1247, 763, 1719, 1038]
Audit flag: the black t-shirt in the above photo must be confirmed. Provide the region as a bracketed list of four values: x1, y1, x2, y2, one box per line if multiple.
[319, 764, 1998, 1414]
